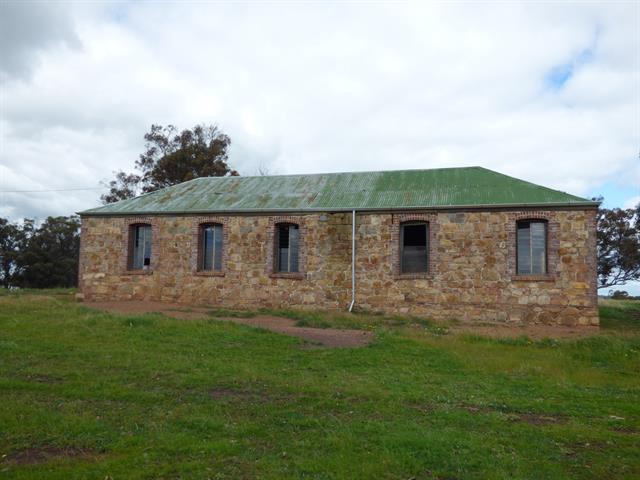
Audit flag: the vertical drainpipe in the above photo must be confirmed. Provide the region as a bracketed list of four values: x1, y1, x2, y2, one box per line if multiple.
[348, 209, 356, 312]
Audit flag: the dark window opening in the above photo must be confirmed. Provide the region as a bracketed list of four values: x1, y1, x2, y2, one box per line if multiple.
[517, 220, 547, 275]
[200, 224, 223, 271]
[276, 223, 299, 273]
[129, 224, 152, 270]
[401, 223, 428, 273]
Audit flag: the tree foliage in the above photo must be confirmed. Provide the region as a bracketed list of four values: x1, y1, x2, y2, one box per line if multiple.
[597, 203, 640, 289]
[0, 216, 80, 288]
[0, 218, 22, 287]
[101, 171, 141, 204]
[101, 124, 237, 204]
[609, 290, 630, 299]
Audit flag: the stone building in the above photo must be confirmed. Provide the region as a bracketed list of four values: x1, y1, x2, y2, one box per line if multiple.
[78, 167, 599, 326]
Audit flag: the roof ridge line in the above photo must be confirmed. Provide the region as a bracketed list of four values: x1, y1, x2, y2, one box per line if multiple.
[193, 166, 483, 181]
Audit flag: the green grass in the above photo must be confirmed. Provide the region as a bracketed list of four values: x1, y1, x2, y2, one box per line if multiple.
[289, 311, 451, 337]
[0, 287, 75, 297]
[600, 299, 640, 331]
[1, 292, 639, 479]
[208, 306, 452, 334]
[207, 307, 259, 318]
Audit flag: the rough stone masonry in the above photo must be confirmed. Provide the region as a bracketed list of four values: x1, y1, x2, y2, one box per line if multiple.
[78, 207, 599, 326]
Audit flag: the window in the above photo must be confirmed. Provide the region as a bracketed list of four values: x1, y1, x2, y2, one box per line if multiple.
[517, 220, 547, 275]
[400, 222, 428, 273]
[276, 223, 299, 273]
[200, 223, 223, 271]
[129, 224, 152, 270]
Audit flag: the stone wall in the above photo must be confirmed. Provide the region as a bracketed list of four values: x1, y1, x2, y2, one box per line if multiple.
[78, 208, 599, 326]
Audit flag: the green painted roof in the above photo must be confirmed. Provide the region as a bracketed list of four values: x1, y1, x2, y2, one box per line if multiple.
[80, 167, 597, 216]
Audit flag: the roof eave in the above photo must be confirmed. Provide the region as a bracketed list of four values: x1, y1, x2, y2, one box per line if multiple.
[78, 201, 600, 217]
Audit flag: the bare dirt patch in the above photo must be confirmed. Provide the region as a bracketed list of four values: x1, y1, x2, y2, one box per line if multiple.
[464, 405, 494, 415]
[406, 402, 435, 415]
[209, 386, 296, 404]
[513, 413, 567, 426]
[612, 426, 638, 435]
[463, 404, 566, 425]
[85, 301, 374, 347]
[221, 315, 374, 347]
[210, 387, 257, 401]
[24, 374, 63, 384]
[4, 446, 94, 465]
[451, 324, 600, 340]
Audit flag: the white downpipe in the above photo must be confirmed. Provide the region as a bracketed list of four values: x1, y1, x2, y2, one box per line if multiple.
[348, 209, 356, 312]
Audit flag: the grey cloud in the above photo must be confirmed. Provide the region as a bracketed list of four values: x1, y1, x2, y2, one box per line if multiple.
[0, 1, 80, 81]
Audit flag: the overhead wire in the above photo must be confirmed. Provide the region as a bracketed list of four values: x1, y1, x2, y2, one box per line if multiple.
[0, 186, 107, 193]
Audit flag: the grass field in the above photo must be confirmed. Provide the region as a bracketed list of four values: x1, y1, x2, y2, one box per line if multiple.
[1, 291, 639, 479]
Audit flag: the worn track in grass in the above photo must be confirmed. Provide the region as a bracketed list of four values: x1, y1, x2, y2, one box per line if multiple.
[85, 301, 374, 347]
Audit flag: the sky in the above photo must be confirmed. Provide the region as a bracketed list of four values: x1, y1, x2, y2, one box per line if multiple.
[1, 1, 639, 292]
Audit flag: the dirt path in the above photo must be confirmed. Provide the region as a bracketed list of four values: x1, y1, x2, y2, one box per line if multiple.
[85, 301, 374, 348]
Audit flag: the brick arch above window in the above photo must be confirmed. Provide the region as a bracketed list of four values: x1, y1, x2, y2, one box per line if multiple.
[191, 216, 229, 276]
[507, 211, 559, 280]
[267, 216, 307, 279]
[121, 217, 160, 274]
[391, 213, 439, 279]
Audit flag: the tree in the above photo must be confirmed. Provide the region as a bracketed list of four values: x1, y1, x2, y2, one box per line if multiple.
[0, 218, 22, 287]
[101, 171, 142, 204]
[255, 159, 275, 176]
[597, 202, 640, 289]
[14, 216, 80, 288]
[101, 124, 237, 204]
[610, 290, 630, 300]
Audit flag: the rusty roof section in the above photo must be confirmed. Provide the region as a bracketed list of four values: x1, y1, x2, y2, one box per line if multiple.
[80, 167, 598, 216]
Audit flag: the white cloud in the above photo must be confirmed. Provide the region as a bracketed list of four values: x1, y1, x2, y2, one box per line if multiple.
[0, 1, 637, 220]
[624, 196, 640, 209]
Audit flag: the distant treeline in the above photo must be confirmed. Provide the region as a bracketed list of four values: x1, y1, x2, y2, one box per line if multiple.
[0, 216, 80, 289]
[608, 290, 640, 300]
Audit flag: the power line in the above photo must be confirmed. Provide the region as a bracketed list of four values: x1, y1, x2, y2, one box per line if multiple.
[0, 186, 108, 193]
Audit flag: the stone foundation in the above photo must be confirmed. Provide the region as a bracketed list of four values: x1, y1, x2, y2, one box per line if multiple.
[79, 209, 599, 326]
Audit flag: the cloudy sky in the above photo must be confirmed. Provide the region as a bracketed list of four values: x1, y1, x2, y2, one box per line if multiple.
[1, 2, 638, 212]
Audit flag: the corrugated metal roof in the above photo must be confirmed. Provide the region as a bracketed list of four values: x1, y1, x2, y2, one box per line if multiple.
[80, 167, 598, 216]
